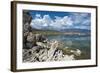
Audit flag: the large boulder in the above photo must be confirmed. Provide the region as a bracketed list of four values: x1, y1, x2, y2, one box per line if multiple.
[25, 42, 34, 49]
[36, 42, 46, 48]
[62, 55, 75, 60]
[35, 34, 47, 42]
[70, 49, 81, 56]
[23, 39, 82, 62]
[26, 32, 37, 49]
[27, 32, 35, 42]
[24, 33, 47, 49]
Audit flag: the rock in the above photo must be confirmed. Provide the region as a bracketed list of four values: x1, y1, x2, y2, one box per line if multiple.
[23, 11, 32, 33]
[70, 49, 81, 56]
[47, 40, 59, 61]
[24, 33, 48, 49]
[35, 34, 41, 42]
[52, 50, 63, 61]
[27, 32, 35, 42]
[23, 10, 32, 24]
[35, 34, 46, 42]
[23, 49, 32, 62]
[38, 49, 48, 62]
[75, 49, 82, 56]
[31, 46, 41, 53]
[23, 39, 82, 62]
[57, 50, 63, 61]
[36, 42, 46, 48]
[26, 42, 34, 49]
[23, 46, 40, 62]
[26, 32, 37, 48]
[23, 34, 28, 49]
[41, 35, 47, 42]
[23, 11, 33, 49]
[43, 39, 48, 43]
[24, 32, 29, 37]
[62, 55, 75, 60]
[23, 23, 30, 33]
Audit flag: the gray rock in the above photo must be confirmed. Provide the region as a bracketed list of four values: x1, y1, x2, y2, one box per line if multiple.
[31, 46, 41, 53]
[23, 39, 81, 62]
[23, 10, 32, 24]
[36, 42, 46, 48]
[23, 10, 33, 49]
[47, 40, 59, 61]
[26, 42, 34, 49]
[70, 49, 81, 56]
[23, 23, 29, 32]
[38, 49, 48, 62]
[35, 34, 46, 42]
[27, 32, 35, 42]
[23, 10, 32, 33]
[24, 32, 29, 37]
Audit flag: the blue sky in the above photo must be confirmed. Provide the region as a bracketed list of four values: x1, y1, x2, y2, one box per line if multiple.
[26, 10, 91, 30]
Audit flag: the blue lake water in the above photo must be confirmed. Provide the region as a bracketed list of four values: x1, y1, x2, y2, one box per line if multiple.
[47, 35, 91, 59]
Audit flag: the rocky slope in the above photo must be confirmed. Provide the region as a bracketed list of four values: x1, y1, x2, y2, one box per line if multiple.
[23, 33, 82, 62]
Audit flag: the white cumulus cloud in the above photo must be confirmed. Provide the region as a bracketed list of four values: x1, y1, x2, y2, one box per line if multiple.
[30, 14, 73, 30]
[30, 13, 90, 30]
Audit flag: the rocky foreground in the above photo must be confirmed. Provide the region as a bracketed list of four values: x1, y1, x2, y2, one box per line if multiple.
[23, 32, 82, 62]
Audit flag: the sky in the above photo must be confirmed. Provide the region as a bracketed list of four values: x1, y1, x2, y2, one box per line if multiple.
[25, 10, 91, 31]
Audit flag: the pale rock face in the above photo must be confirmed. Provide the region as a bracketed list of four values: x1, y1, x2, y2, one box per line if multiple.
[38, 49, 48, 61]
[23, 11, 33, 49]
[35, 34, 46, 42]
[70, 49, 81, 56]
[24, 23, 30, 33]
[23, 11, 32, 33]
[24, 32, 29, 37]
[23, 38, 82, 62]
[31, 46, 40, 53]
[27, 32, 34, 42]
[76, 49, 81, 56]
[47, 40, 59, 61]
[26, 42, 33, 49]
[36, 42, 46, 48]
[55, 50, 63, 61]
[63, 55, 75, 61]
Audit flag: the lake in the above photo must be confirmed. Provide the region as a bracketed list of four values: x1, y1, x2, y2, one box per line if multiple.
[46, 35, 91, 60]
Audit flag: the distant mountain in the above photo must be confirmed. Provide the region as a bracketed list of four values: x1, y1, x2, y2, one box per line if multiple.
[60, 29, 90, 33]
[31, 25, 90, 33]
[32, 27, 90, 34]
[31, 27, 91, 36]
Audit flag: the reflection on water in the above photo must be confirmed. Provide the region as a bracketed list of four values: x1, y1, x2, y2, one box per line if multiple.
[47, 35, 91, 59]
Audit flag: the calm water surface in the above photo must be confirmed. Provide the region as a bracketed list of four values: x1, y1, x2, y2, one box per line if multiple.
[47, 35, 91, 59]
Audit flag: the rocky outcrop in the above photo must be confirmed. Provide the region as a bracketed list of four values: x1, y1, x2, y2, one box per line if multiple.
[23, 38, 81, 62]
[24, 32, 47, 49]
[70, 49, 81, 56]
[23, 10, 32, 33]
[23, 11, 33, 49]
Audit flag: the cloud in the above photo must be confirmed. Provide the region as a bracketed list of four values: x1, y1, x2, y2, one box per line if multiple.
[35, 14, 41, 18]
[30, 14, 73, 30]
[30, 13, 91, 30]
[68, 13, 91, 30]
[42, 15, 52, 26]
[70, 13, 90, 25]
[30, 14, 51, 29]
